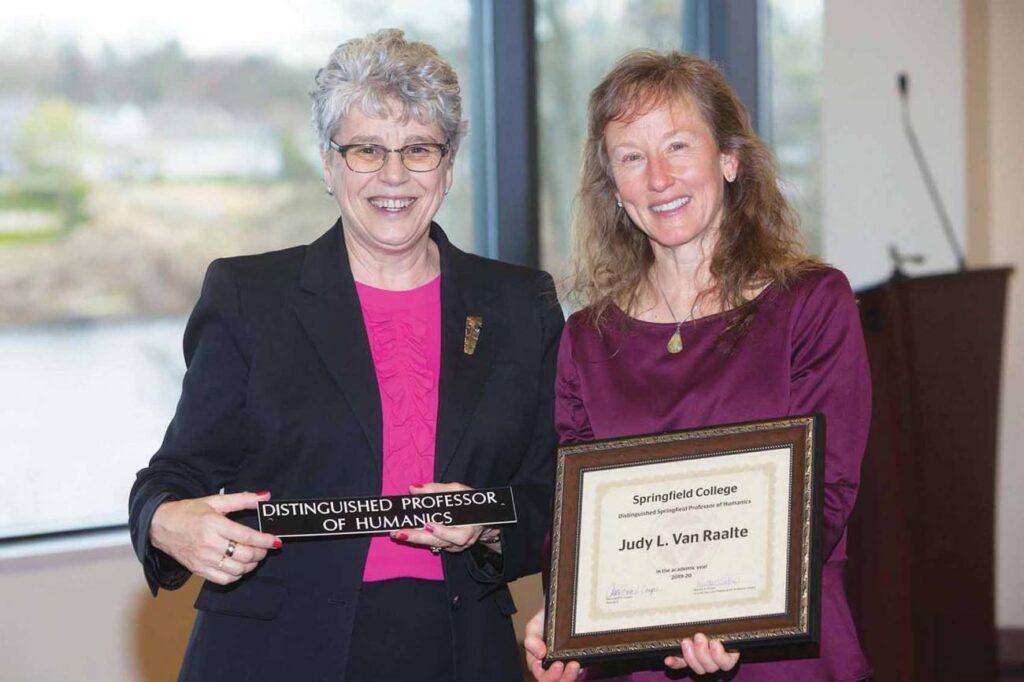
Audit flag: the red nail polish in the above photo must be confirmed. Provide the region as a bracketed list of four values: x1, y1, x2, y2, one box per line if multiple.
[395, 532, 409, 541]
[256, 490, 271, 497]
[272, 538, 282, 549]
[410, 483, 423, 488]
[424, 525, 434, 533]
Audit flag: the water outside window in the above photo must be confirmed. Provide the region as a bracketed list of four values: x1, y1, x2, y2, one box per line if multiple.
[0, 1, 474, 539]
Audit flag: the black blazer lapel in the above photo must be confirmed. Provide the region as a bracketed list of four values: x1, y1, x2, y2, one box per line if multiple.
[293, 220, 383, 482]
[433, 224, 501, 480]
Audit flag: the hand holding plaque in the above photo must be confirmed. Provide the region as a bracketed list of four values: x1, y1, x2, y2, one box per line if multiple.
[525, 609, 739, 679]
[543, 415, 824, 668]
[258, 485, 516, 540]
[397, 482, 504, 554]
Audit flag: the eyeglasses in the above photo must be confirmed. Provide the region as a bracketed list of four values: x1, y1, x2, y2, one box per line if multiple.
[329, 139, 450, 173]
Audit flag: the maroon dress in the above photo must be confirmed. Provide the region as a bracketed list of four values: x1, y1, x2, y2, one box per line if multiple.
[557, 267, 872, 681]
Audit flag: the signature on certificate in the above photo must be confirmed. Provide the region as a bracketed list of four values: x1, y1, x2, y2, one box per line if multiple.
[606, 582, 661, 601]
[695, 576, 743, 589]
[693, 576, 755, 595]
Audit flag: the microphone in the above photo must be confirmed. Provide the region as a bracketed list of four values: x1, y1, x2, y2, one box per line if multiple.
[896, 72, 966, 271]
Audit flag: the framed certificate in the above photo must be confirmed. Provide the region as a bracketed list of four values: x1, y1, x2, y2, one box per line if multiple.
[543, 414, 824, 667]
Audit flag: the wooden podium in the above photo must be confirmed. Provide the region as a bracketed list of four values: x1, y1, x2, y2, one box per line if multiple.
[847, 268, 1012, 681]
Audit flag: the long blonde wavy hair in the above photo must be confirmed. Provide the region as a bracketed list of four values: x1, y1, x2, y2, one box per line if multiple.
[570, 49, 817, 333]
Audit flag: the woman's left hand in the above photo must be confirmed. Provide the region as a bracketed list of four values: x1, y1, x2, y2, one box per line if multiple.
[664, 633, 740, 675]
[390, 482, 495, 553]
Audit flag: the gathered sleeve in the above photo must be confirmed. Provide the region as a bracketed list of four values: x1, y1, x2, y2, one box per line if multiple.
[787, 270, 871, 561]
[553, 322, 595, 446]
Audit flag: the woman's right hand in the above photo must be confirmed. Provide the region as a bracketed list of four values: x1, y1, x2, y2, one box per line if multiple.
[149, 491, 281, 585]
[524, 607, 582, 681]
[524, 605, 739, 680]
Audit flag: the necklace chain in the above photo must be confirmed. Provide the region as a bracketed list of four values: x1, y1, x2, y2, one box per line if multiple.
[653, 273, 696, 354]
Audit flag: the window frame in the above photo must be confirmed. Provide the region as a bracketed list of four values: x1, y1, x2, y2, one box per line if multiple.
[475, 0, 762, 270]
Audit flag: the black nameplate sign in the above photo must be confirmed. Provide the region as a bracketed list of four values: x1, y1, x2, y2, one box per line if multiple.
[257, 487, 517, 538]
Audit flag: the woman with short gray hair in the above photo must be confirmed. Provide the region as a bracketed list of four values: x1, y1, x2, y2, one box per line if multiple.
[130, 28, 562, 681]
[311, 28, 466, 157]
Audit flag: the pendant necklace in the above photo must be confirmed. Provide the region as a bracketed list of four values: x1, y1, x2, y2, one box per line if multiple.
[654, 274, 694, 355]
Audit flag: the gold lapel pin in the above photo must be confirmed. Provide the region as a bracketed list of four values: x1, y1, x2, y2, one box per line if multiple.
[464, 316, 483, 355]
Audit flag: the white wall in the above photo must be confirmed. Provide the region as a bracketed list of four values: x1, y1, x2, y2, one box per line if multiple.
[823, 0, 966, 288]
[0, 535, 544, 680]
[0, 536, 199, 681]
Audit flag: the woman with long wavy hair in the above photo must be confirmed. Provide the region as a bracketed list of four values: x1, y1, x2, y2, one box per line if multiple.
[524, 49, 872, 682]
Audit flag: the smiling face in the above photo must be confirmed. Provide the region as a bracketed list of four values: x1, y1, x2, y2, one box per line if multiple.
[604, 99, 738, 256]
[322, 105, 453, 260]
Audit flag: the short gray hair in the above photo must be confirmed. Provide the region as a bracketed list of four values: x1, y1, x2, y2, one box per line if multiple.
[311, 29, 467, 157]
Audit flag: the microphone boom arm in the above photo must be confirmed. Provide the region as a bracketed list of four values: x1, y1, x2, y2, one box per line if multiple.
[897, 73, 966, 271]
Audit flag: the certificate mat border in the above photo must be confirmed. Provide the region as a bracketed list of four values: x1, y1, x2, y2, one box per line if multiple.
[573, 447, 790, 635]
[544, 414, 823, 667]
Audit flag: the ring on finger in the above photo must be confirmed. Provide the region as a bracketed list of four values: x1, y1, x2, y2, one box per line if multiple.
[224, 539, 237, 558]
[430, 546, 443, 555]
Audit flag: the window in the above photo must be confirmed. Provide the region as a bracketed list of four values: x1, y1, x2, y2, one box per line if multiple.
[764, 0, 824, 254]
[535, 0, 690, 279]
[0, 1, 475, 539]
[536, 0, 825, 279]
[0, 0, 823, 541]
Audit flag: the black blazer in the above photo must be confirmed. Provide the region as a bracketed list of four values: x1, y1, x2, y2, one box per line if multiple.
[129, 220, 564, 681]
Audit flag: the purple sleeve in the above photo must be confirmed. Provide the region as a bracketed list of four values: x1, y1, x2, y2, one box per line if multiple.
[554, 322, 595, 445]
[788, 270, 871, 561]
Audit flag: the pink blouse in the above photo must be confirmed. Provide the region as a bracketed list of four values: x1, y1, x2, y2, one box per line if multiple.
[356, 276, 443, 582]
